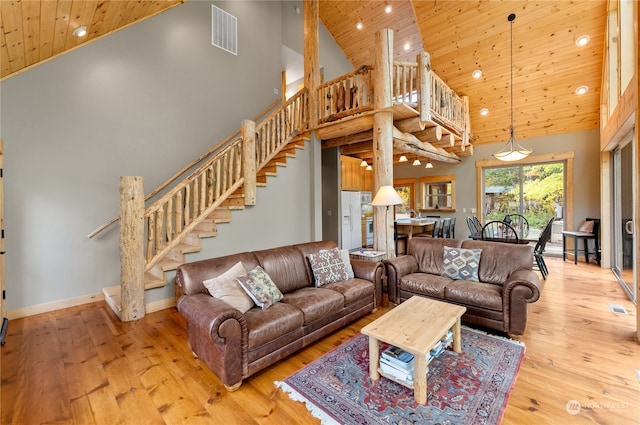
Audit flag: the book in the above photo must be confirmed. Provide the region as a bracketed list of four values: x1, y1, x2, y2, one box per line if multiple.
[380, 356, 414, 374]
[381, 347, 414, 370]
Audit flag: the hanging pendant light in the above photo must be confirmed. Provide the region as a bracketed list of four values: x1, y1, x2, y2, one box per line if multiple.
[493, 13, 532, 162]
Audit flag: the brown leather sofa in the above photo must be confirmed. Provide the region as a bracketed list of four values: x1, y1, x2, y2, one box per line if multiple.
[175, 240, 384, 391]
[384, 237, 541, 336]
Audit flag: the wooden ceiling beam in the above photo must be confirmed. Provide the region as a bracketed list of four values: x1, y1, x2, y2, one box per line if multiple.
[392, 127, 460, 164]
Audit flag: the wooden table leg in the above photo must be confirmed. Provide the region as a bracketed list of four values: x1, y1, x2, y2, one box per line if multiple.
[368, 337, 380, 381]
[452, 317, 462, 353]
[413, 353, 427, 404]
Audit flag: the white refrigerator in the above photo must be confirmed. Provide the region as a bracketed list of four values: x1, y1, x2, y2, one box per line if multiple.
[341, 191, 362, 251]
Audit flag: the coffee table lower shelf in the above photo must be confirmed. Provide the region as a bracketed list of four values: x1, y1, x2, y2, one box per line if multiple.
[377, 369, 414, 389]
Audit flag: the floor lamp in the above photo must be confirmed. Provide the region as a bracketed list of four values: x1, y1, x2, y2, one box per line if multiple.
[372, 185, 403, 255]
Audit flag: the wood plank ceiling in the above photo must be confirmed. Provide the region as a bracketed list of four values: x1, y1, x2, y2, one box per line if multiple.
[2, 1, 607, 151]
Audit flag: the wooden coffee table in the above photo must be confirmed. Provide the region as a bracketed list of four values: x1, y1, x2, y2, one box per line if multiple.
[361, 296, 466, 404]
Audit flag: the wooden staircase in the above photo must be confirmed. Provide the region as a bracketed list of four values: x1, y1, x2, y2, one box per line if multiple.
[102, 130, 308, 318]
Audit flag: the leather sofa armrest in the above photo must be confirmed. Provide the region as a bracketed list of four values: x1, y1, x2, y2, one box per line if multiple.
[177, 294, 247, 389]
[351, 259, 384, 308]
[502, 269, 541, 304]
[383, 255, 418, 304]
[502, 269, 541, 336]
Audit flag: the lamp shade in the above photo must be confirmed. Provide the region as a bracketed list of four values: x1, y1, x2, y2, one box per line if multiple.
[372, 185, 403, 207]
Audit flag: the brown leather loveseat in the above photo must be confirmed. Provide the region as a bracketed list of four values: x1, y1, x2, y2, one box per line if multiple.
[384, 237, 541, 336]
[175, 240, 383, 391]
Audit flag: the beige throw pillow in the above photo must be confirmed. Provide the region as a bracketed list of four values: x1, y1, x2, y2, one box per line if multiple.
[203, 261, 254, 313]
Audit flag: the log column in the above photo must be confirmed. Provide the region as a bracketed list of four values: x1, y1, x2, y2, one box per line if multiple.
[241, 119, 256, 205]
[373, 29, 395, 256]
[120, 176, 145, 322]
[304, 0, 320, 129]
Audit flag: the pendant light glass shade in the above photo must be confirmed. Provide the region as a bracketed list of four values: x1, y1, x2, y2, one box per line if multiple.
[360, 160, 368, 167]
[399, 155, 408, 162]
[412, 159, 421, 166]
[493, 13, 532, 162]
[425, 160, 434, 168]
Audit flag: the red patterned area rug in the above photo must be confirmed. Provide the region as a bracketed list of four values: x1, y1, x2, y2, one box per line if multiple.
[275, 327, 524, 425]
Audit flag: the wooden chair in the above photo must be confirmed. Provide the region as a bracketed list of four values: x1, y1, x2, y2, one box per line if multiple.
[562, 218, 600, 265]
[534, 217, 555, 280]
[415, 219, 441, 238]
[481, 220, 519, 243]
[506, 213, 530, 239]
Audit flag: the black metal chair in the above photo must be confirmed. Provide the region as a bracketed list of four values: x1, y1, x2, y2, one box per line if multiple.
[441, 218, 451, 238]
[467, 216, 479, 237]
[394, 221, 408, 256]
[534, 217, 555, 280]
[449, 217, 456, 238]
[415, 219, 441, 238]
[481, 220, 519, 243]
[562, 218, 600, 265]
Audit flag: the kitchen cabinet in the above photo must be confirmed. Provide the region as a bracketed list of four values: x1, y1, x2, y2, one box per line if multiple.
[341, 155, 373, 192]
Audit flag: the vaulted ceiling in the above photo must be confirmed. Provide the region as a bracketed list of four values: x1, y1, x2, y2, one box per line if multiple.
[1, 0, 607, 148]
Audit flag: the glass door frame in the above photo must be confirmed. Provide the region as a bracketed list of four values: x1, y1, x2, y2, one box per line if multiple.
[476, 152, 575, 231]
[611, 135, 636, 303]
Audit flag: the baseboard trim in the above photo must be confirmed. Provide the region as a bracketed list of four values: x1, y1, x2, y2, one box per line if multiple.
[7, 294, 176, 320]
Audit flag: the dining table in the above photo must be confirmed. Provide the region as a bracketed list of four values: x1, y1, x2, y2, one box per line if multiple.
[395, 218, 436, 240]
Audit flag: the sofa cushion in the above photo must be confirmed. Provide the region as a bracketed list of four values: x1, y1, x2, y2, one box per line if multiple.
[461, 240, 534, 285]
[237, 266, 284, 309]
[282, 287, 345, 324]
[322, 278, 374, 306]
[244, 302, 305, 350]
[442, 246, 482, 282]
[408, 238, 463, 275]
[253, 245, 310, 294]
[203, 261, 254, 313]
[307, 248, 349, 286]
[445, 280, 503, 311]
[340, 249, 355, 279]
[399, 273, 453, 299]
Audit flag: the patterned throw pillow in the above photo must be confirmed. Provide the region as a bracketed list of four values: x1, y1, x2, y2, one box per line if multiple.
[203, 261, 254, 313]
[236, 266, 284, 309]
[339, 249, 355, 279]
[442, 246, 482, 282]
[307, 248, 349, 287]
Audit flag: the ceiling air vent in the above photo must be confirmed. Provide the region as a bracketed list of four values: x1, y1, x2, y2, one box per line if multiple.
[211, 5, 237, 56]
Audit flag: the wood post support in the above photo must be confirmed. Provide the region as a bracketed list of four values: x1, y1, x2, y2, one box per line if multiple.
[373, 29, 395, 257]
[241, 119, 257, 205]
[119, 176, 145, 322]
[418, 52, 432, 122]
[304, 0, 320, 129]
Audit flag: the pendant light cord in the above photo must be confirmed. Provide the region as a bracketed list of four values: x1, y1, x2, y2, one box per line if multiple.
[509, 13, 515, 146]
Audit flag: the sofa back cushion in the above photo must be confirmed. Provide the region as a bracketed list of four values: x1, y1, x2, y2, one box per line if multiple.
[461, 240, 533, 284]
[253, 245, 311, 294]
[407, 238, 463, 275]
[176, 252, 261, 296]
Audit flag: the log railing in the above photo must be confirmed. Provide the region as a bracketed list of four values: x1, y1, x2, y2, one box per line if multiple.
[317, 65, 374, 124]
[140, 89, 308, 271]
[392, 61, 419, 106]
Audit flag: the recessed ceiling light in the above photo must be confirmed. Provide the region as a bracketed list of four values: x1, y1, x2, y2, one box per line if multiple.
[575, 86, 589, 95]
[576, 35, 590, 47]
[356, 22, 363, 30]
[472, 69, 482, 79]
[480, 108, 489, 116]
[73, 26, 88, 37]
[385, 5, 392, 13]
[404, 43, 411, 51]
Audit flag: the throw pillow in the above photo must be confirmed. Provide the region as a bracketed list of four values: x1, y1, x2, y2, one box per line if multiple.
[577, 220, 595, 233]
[307, 248, 349, 287]
[236, 266, 284, 309]
[442, 246, 482, 282]
[203, 262, 254, 313]
[340, 249, 355, 279]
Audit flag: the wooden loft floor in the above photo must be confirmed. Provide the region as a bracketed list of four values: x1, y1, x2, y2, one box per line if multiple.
[1, 258, 638, 424]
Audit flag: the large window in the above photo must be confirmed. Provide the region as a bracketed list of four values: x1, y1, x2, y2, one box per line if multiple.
[393, 179, 417, 218]
[477, 153, 573, 240]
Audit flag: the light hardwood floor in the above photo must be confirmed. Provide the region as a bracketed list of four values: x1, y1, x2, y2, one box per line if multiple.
[1, 257, 638, 425]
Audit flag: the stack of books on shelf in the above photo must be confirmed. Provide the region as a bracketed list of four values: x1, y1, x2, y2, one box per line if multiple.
[379, 330, 455, 386]
[380, 345, 416, 386]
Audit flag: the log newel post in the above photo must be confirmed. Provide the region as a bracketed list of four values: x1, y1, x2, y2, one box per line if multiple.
[119, 176, 145, 322]
[418, 52, 432, 122]
[304, 0, 320, 129]
[241, 119, 257, 205]
[373, 29, 395, 257]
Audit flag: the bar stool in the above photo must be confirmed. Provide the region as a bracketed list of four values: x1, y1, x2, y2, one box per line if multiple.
[562, 218, 600, 265]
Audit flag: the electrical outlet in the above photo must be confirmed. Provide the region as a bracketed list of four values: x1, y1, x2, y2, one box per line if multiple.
[463, 208, 467, 213]
[327, 210, 332, 216]
[273, 88, 279, 95]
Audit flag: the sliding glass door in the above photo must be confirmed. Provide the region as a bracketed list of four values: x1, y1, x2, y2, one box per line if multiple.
[483, 162, 565, 240]
[612, 139, 636, 302]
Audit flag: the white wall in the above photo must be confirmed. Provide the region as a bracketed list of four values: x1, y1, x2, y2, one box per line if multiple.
[0, 1, 352, 313]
